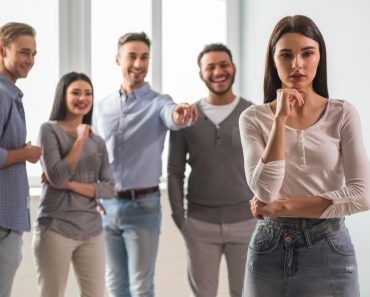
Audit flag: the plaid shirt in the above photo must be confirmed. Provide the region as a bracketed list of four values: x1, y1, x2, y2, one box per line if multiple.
[0, 75, 30, 232]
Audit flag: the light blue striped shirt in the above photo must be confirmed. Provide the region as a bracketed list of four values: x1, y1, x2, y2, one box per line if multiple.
[93, 83, 180, 191]
[0, 75, 30, 232]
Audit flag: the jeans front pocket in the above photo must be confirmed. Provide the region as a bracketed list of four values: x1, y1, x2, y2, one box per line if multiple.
[326, 225, 355, 256]
[136, 193, 161, 214]
[249, 221, 282, 254]
[0, 227, 11, 241]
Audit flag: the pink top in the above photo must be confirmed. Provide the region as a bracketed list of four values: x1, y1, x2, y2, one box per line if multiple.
[239, 99, 370, 218]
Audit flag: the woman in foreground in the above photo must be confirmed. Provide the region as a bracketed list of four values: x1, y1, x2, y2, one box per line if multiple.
[240, 15, 370, 297]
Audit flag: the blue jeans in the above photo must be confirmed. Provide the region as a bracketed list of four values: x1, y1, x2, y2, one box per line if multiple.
[0, 229, 22, 297]
[243, 217, 359, 297]
[101, 192, 161, 297]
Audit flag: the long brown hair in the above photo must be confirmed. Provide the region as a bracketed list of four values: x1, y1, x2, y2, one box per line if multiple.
[264, 15, 329, 103]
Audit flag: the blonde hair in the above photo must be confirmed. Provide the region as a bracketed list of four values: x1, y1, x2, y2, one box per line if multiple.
[0, 22, 36, 46]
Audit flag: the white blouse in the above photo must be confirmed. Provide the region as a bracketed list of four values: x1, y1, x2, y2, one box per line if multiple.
[239, 99, 370, 218]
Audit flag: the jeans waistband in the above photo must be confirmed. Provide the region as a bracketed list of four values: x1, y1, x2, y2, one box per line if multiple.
[263, 217, 344, 247]
[264, 217, 342, 229]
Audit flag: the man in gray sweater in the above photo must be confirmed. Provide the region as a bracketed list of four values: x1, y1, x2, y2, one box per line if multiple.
[167, 43, 255, 297]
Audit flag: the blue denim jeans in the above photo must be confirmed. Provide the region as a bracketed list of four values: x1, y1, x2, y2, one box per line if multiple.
[243, 217, 359, 297]
[0, 229, 22, 297]
[101, 192, 161, 297]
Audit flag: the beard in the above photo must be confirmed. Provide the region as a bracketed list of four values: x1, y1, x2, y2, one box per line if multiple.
[204, 74, 235, 96]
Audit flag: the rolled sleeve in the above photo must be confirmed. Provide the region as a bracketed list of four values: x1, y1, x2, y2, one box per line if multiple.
[319, 101, 370, 217]
[320, 196, 369, 218]
[44, 158, 73, 189]
[39, 123, 74, 188]
[94, 180, 115, 199]
[0, 147, 8, 167]
[240, 107, 285, 202]
[249, 159, 285, 203]
[319, 180, 370, 218]
[93, 141, 115, 199]
[159, 96, 179, 130]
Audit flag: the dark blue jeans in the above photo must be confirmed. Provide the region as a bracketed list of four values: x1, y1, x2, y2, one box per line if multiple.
[243, 217, 360, 297]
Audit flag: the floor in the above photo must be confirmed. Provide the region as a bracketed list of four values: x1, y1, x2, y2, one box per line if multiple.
[11, 190, 230, 297]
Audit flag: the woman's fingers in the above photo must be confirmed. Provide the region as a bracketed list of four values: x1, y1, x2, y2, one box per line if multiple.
[250, 197, 265, 220]
[276, 88, 305, 118]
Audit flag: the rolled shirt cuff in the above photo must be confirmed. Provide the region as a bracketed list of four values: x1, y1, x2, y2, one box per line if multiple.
[0, 147, 8, 167]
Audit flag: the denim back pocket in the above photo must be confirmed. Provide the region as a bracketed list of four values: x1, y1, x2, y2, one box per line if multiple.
[249, 222, 282, 254]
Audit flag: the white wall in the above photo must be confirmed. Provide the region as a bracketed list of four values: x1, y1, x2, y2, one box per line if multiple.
[240, 0, 370, 295]
[0, 0, 59, 182]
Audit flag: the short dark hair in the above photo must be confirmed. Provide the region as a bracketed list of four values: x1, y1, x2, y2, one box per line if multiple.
[117, 32, 151, 53]
[264, 15, 328, 103]
[0, 22, 36, 46]
[197, 43, 233, 68]
[49, 72, 94, 125]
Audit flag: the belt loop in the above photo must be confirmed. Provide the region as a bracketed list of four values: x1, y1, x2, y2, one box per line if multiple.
[301, 219, 312, 247]
[130, 190, 136, 200]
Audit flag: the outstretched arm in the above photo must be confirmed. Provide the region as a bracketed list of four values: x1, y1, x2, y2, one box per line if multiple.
[172, 103, 198, 126]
